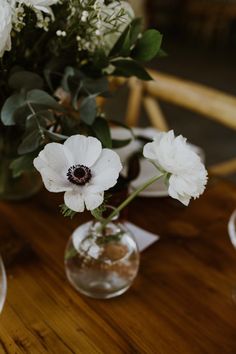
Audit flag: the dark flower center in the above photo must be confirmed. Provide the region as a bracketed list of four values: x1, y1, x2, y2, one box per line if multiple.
[67, 165, 92, 186]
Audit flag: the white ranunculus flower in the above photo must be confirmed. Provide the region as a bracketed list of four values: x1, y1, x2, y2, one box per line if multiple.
[19, 0, 58, 14]
[143, 130, 208, 206]
[34, 135, 122, 212]
[0, 0, 13, 58]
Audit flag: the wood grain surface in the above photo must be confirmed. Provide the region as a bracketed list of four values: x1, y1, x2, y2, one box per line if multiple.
[1, 178, 236, 354]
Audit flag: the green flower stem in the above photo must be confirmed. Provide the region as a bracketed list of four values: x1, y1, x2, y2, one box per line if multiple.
[102, 173, 166, 229]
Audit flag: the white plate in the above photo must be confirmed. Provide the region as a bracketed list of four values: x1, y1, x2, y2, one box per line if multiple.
[111, 127, 205, 198]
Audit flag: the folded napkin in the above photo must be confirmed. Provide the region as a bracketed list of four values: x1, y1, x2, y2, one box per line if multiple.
[73, 221, 159, 253]
[124, 222, 159, 252]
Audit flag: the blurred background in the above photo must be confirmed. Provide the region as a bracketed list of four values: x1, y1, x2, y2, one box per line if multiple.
[107, 0, 236, 181]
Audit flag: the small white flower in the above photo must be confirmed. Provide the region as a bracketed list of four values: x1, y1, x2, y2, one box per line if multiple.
[0, 0, 13, 58]
[143, 130, 208, 206]
[34, 135, 122, 212]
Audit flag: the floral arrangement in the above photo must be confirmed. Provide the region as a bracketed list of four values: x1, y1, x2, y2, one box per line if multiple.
[0, 1, 208, 221]
[0, 1, 208, 298]
[34, 131, 208, 224]
[0, 0, 163, 180]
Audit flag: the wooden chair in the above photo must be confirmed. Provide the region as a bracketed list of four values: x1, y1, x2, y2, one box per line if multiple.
[110, 71, 236, 177]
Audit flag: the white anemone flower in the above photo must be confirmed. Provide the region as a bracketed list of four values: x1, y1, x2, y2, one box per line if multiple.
[0, 0, 13, 58]
[34, 135, 122, 212]
[143, 130, 208, 206]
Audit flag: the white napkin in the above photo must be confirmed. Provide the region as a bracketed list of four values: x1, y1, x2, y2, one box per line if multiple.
[124, 222, 159, 252]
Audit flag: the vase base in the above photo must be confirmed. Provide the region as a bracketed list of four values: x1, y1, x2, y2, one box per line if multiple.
[65, 270, 132, 299]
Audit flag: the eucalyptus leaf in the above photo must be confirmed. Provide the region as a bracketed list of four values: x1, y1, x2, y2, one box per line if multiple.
[82, 77, 109, 95]
[112, 138, 132, 149]
[129, 18, 142, 46]
[132, 30, 163, 62]
[10, 153, 36, 178]
[1, 93, 25, 126]
[18, 129, 43, 155]
[80, 95, 97, 125]
[92, 49, 109, 70]
[26, 89, 64, 111]
[112, 59, 152, 80]
[44, 68, 54, 92]
[8, 71, 44, 91]
[13, 106, 54, 126]
[110, 24, 130, 56]
[92, 117, 112, 148]
[110, 18, 142, 57]
[61, 66, 78, 92]
[45, 130, 68, 142]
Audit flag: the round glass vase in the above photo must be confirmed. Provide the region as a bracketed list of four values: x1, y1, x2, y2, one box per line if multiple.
[65, 217, 140, 299]
[0, 155, 42, 201]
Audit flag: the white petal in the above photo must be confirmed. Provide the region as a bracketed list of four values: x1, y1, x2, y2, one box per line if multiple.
[64, 190, 85, 212]
[33, 154, 47, 171]
[168, 186, 190, 206]
[143, 142, 158, 160]
[35, 5, 53, 14]
[168, 175, 191, 206]
[84, 192, 104, 211]
[92, 148, 122, 175]
[41, 143, 73, 174]
[91, 149, 122, 190]
[64, 135, 102, 167]
[91, 168, 120, 190]
[39, 168, 71, 193]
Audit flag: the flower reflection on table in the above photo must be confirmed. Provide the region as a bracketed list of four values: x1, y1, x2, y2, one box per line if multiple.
[0, 256, 7, 314]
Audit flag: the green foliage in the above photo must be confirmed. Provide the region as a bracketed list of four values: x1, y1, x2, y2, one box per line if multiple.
[18, 116, 45, 155]
[79, 95, 97, 125]
[1, 93, 26, 126]
[8, 71, 44, 91]
[27, 89, 63, 111]
[91, 202, 108, 222]
[110, 18, 142, 57]
[112, 59, 152, 80]
[91, 117, 112, 148]
[0, 5, 164, 178]
[0, 87, 64, 127]
[132, 30, 163, 62]
[112, 138, 131, 148]
[60, 204, 77, 219]
[10, 153, 37, 178]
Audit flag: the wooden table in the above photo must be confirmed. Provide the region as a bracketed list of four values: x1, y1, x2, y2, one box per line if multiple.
[1, 178, 236, 354]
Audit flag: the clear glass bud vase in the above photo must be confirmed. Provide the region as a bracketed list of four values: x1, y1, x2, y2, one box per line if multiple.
[65, 216, 140, 299]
